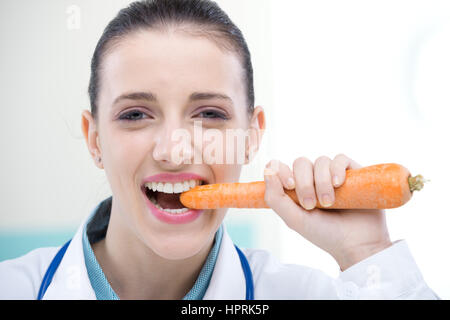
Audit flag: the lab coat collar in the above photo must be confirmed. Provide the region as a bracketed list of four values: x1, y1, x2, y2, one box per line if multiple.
[203, 224, 247, 300]
[43, 202, 246, 300]
[42, 204, 97, 299]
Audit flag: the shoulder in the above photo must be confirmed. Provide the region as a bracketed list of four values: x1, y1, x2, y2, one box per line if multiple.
[241, 248, 338, 299]
[0, 246, 59, 299]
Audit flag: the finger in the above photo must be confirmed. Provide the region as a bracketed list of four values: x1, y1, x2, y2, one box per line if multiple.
[313, 156, 334, 207]
[264, 165, 310, 231]
[330, 154, 363, 187]
[292, 157, 316, 211]
[265, 159, 295, 190]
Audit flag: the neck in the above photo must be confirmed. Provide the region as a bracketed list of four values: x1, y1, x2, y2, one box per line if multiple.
[91, 203, 214, 300]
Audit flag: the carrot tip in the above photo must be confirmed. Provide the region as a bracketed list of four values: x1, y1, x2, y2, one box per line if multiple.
[408, 174, 427, 192]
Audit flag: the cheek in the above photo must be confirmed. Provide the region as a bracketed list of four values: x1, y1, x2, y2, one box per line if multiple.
[201, 123, 250, 167]
[209, 163, 242, 184]
[100, 126, 150, 186]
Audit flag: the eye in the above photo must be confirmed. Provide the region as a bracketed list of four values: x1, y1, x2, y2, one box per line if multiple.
[195, 109, 229, 120]
[119, 110, 150, 122]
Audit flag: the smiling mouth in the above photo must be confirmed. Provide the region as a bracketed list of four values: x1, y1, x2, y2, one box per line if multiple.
[143, 180, 205, 214]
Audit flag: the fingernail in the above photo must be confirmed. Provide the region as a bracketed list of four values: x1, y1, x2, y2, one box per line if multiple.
[287, 177, 295, 189]
[333, 176, 339, 187]
[321, 194, 332, 207]
[264, 168, 276, 176]
[302, 197, 315, 210]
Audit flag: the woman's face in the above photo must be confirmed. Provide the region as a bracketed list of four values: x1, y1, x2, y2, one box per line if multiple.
[84, 29, 264, 260]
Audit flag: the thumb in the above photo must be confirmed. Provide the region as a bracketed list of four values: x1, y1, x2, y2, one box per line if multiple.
[264, 167, 310, 232]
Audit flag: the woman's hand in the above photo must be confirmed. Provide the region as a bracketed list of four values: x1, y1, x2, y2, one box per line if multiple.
[264, 154, 393, 271]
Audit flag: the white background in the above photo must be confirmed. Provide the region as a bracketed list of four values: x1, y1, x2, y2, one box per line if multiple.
[0, 0, 448, 298]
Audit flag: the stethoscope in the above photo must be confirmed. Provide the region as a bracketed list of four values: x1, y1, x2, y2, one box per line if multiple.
[37, 240, 254, 300]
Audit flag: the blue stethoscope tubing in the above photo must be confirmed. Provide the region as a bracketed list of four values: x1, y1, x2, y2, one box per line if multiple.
[37, 240, 254, 300]
[234, 244, 254, 300]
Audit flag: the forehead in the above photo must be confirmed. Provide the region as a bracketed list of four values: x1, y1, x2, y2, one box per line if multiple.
[98, 29, 246, 106]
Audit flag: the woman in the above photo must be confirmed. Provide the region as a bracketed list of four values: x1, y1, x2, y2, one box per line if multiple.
[0, 0, 438, 299]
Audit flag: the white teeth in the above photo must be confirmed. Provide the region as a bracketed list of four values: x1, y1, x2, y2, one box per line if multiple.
[164, 207, 189, 214]
[148, 196, 189, 214]
[163, 183, 173, 194]
[145, 179, 202, 194]
[173, 182, 184, 193]
[144, 179, 203, 214]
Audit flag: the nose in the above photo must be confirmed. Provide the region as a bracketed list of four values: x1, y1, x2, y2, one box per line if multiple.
[152, 120, 193, 168]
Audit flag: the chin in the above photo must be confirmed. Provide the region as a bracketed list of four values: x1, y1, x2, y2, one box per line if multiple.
[132, 201, 222, 260]
[149, 236, 210, 260]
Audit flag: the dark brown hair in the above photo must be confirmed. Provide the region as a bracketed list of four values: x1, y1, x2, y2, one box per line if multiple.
[88, 0, 254, 119]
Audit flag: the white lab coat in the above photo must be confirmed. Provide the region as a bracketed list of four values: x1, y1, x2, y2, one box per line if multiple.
[0, 207, 439, 300]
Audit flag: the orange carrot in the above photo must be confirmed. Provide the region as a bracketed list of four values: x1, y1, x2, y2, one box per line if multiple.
[179, 163, 427, 210]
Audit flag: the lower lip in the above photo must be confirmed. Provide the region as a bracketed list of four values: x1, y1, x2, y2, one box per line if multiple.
[142, 188, 204, 224]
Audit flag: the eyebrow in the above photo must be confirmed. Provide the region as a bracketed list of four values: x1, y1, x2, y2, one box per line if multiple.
[112, 91, 232, 105]
[113, 91, 157, 105]
[189, 92, 232, 102]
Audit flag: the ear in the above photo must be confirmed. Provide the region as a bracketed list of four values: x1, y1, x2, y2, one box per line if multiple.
[246, 106, 265, 164]
[81, 110, 103, 169]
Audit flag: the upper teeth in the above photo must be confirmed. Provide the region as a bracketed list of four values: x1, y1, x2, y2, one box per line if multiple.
[144, 179, 202, 193]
